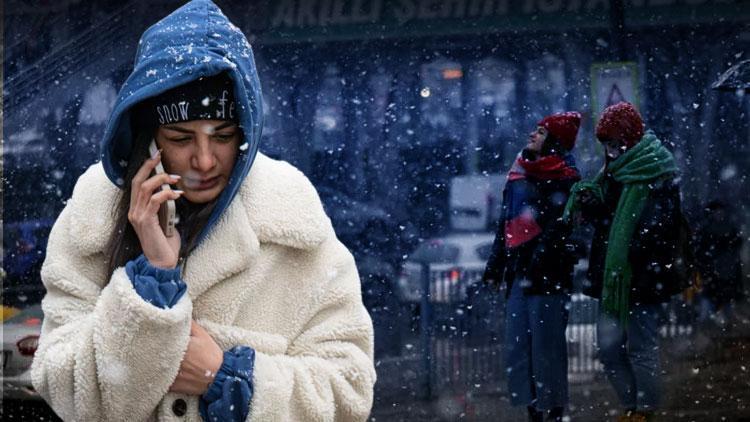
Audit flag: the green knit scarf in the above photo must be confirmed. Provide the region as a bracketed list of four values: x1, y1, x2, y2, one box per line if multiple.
[564, 131, 678, 323]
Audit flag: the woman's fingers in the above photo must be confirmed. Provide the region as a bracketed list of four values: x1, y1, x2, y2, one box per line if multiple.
[135, 170, 179, 203]
[146, 172, 181, 190]
[138, 173, 181, 202]
[190, 320, 209, 337]
[169, 376, 199, 395]
[129, 151, 163, 210]
[578, 190, 596, 206]
[168, 377, 184, 392]
[128, 155, 181, 224]
[132, 149, 162, 186]
[130, 189, 182, 223]
[169, 331, 220, 396]
[145, 189, 184, 216]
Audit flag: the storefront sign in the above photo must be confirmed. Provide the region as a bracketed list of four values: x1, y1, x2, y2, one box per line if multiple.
[254, 0, 748, 43]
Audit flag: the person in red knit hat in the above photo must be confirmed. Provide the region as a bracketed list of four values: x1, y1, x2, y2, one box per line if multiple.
[595, 101, 645, 160]
[538, 111, 583, 152]
[483, 111, 582, 422]
[564, 102, 690, 421]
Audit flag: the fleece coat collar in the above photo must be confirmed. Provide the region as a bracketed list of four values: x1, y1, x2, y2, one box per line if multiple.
[67, 153, 331, 294]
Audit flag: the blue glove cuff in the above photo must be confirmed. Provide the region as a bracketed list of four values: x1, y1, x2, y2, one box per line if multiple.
[201, 346, 255, 422]
[125, 254, 186, 309]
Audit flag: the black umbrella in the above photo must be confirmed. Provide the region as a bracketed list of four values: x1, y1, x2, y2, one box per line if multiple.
[711, 59, 750, 92]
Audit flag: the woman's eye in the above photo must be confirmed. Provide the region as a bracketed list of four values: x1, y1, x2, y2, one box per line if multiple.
[215, 133, 236, 141]
[168, 137, 191, 143]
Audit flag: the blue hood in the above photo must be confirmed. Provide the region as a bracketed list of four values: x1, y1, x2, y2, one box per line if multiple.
[101, 0, 263, 242]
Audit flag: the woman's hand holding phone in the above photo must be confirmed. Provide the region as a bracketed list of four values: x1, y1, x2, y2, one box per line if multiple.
[128, 149, 183, 269]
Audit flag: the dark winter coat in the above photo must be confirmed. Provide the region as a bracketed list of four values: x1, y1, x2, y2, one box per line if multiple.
[483, 176, 578, 297]
[582, 173, 689, 304]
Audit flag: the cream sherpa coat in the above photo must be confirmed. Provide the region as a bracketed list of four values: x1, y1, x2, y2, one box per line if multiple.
[31, 153, 376, 421]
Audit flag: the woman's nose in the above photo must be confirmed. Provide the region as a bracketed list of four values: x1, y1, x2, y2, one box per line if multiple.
[192, 142, 216, 171]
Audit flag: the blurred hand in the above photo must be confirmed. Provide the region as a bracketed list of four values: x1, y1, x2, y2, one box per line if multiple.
[128, 149, 183, 269]
[578, 189, 599, 207]
[169, 321, 224, 396]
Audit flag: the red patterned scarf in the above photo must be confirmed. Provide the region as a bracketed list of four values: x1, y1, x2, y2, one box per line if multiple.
[503, 152, 580, 248]
[508, 153, 581, 182]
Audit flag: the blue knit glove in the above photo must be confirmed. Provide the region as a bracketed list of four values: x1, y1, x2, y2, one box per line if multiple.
[200, 346, 255, 422]
[125, 254, 186, 309]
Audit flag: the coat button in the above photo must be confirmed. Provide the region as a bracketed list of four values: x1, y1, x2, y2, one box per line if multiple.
[172, 398, 187, 417]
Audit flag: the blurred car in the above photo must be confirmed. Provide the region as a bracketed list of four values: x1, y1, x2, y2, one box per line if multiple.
[2, 305, 20, 322]
[3, 219, 53, 276]
[2, 304, 42, 401]
[316, 186, 390, 240]
[3, 219, 53, 308]
[396, 232, 495, 303]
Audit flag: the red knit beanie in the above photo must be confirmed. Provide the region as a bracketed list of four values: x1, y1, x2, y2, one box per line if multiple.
[537, 111, 581, 150]
[595, 102, 644, 148]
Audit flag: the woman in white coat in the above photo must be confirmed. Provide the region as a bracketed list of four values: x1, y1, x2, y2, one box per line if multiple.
[31, 1, 376, 421]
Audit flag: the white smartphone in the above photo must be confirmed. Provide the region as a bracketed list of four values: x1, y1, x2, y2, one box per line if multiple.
[149, 140, 177, 237]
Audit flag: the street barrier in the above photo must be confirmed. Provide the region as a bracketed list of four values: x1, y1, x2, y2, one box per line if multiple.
[407, 263, 697, 399]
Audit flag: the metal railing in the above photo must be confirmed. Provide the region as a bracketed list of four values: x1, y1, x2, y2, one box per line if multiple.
[406, 263, 698, 399]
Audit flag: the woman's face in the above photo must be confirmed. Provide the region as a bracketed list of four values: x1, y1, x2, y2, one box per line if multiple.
[155, 120, 241, 204]
[527, 126, 547, 153]
[601, 137, 628, 161]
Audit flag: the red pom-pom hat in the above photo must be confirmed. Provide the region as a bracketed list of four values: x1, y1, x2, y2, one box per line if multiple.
[537, 111, 582, 150]
[595, 102, 644, 148]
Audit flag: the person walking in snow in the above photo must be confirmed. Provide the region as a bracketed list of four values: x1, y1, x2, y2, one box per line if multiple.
[563, 102, 689, 421]
[482, 112, 582, 422]
[31, 2, 375, 421]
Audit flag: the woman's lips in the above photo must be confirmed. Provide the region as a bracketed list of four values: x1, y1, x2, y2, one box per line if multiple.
[186, 176, 220, 190]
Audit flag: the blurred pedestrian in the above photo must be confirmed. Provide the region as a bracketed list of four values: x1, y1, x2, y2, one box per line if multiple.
[483, 112, 582, 422]
[31, 1, 375, 421]
[564, 102, 689, 421]
[695, 200, 744, 326]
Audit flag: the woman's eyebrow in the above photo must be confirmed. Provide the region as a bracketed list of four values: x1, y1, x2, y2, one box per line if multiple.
[162, 122, 236, 134]
[214, 121, 236, 131]
[162, 125, 194, 134]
